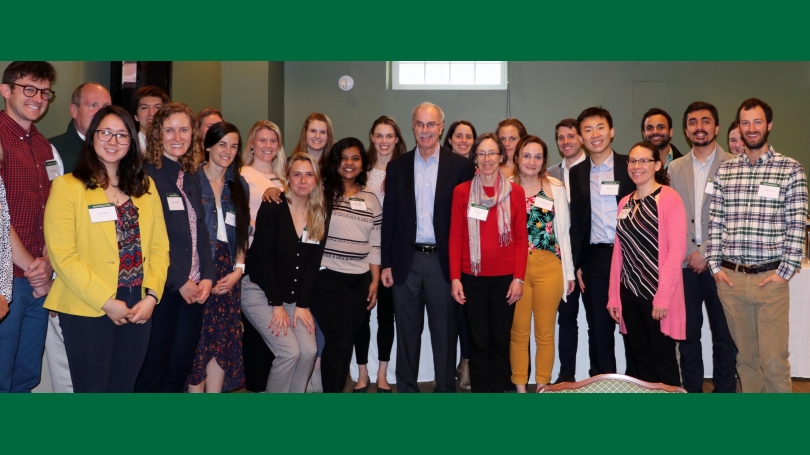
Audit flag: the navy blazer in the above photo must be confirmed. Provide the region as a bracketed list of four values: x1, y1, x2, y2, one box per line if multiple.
[568, 151, 635, 271]
[381, 146, 475, 284]
[145, 160, 216, 292]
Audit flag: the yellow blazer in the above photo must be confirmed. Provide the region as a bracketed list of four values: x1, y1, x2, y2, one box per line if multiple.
[43, 174, 170, 317]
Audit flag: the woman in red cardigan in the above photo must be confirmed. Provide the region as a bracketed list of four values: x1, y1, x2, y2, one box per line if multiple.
[449, 132, 527, 393]
[607, 141, 687, 387]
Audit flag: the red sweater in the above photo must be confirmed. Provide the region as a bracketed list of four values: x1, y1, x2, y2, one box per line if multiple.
[449, 181, 528, 280]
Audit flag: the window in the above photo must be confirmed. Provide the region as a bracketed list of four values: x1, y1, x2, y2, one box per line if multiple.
[392, 61, 507, 90]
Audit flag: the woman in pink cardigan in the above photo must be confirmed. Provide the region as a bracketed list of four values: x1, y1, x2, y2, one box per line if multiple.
[607, 141, 686, 387]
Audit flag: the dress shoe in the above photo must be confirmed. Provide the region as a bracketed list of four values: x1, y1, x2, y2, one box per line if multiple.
[553, 375, 576, 384]
[353, 385, 368, 393]
[457, 357, 471, 391]
[377, 386, 392, 393]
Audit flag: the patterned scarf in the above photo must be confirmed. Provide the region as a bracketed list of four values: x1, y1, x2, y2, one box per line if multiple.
[468, 169, 512, 275]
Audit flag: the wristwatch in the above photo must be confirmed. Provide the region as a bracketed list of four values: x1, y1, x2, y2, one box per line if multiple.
[514, 278, 524, 284]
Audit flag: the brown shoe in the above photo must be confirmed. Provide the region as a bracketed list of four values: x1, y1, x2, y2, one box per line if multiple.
[458, 357, 471, 390]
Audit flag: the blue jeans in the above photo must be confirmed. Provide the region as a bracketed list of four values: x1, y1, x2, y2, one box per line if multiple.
[0, 278, 48, 392]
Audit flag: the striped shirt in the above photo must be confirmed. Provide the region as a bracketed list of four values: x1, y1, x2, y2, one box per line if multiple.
[706, 147, 808, 279]
[617, 187, 661, 300]
[321, 189, 382, 274]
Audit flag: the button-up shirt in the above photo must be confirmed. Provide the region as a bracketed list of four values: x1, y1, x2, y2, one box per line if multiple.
[414, 143, 440, 244]
[691, 146, 717, 246]
[560, 153, 587, 202]
[706, 146, 808, 279]
[589, 151, 618, 244]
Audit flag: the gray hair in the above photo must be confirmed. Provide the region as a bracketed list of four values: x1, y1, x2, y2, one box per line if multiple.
[411, 102, 445, 123]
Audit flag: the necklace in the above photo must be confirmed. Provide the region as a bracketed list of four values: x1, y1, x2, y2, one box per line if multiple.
[110, 183, 121, 204]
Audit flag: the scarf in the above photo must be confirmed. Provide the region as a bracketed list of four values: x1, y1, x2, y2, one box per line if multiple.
[468, 169, 512, 275]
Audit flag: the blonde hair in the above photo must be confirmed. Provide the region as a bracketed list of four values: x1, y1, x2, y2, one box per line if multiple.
[291, 113, 334, 166]
[144, 102, 203, 174]
[242, 120, 287, 188]
[285, 153, 326, 242]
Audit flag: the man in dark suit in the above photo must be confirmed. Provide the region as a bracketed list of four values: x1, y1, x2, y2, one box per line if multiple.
[381, 102, 475, 392]
[641, 107, 683, 169]
[569, 107, 636, 376]
[49, 83, 111, 173]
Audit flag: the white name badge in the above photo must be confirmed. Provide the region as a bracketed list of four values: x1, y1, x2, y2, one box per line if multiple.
[349, 198, 367, 211]
[88, 203, 117, 223]
[758, 182, 780, 199]
[225, 211, 236, 226]
[166, 193, 185, 211]
[467, 204, 489, 221]
[704, 179, 715, 195]
[534, 195, 554, 211]
[618, 207, 632, 220]
[45, 159, 60, 181]
[301, 228, 320, 244]
[600, 181, 620, 196]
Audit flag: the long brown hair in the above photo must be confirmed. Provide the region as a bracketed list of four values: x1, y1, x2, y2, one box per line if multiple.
[144, 102, 204, 174]
[367, 115, 407, 169]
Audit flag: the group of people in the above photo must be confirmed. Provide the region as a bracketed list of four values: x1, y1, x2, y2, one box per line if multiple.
[0, 61, 805, 394]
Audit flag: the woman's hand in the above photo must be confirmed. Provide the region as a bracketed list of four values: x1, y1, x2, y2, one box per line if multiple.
[608, 307, 621, 324]
[652, 306, 668, 321]
[262, 187, 283, 204]
[179, 280, 200, 304]
[451, 279, 466, 304]
[196, 279, 213, 303]
[366, 280, 379, 310]
[102, 298, 133, 325]
[213, 270, 242, 295]
[269, 305, 290, 336]
[566, 280, 576, 295]
[293, 307, 315, 335]
[506, 279, 523, 305]
[128, 297, 157, 324]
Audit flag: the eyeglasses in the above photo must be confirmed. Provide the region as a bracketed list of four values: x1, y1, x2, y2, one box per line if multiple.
[414, 121, 441, 130]
[10, 83, 55, 101]
[475, 151, 500, 159]
[95, 130, 132, 146]
[628, 158, 656, 165]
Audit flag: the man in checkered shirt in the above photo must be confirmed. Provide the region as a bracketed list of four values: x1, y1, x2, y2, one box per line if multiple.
[706, 98, 808, 393]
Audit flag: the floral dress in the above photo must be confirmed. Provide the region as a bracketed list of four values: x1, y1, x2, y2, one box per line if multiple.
[525, 189, 561, 258]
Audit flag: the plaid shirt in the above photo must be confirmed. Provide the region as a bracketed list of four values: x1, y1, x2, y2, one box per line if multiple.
[0, 110, 54, 278]
[706, 146, 808, 279]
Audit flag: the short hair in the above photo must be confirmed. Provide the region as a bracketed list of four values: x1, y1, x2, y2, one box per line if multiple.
[70, 82, 106, 107]
[512, 135, 549, 186]
[629, 141, 670, 186]
[195, 107, 224, 130]
[143, 102, 203, 174]
[242, 120, 287, 186]
[682, 101, 719, 130]
[130, 85, 170, 117]
[323, 137, 369, 213]
[554, 118, 578, 135]
[736, 98, 773, 124]
[72, 105, 150, 198]
[471, 132, 507, 166]
[291, 112, 335, 166]
[2, 61, 56, 85]
[640, 108, 673, 131]
[411, 102, 445, 123]
[496, 118, 527, 138]
[576, 107, 613, 135]
[368, 116, 407, 168]
[727, 120, 739, 136]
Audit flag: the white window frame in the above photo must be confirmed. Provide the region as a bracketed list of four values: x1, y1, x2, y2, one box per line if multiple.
[391, 61, 508, 90]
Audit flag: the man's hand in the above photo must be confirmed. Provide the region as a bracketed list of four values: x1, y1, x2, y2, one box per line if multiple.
[713, 270, 733, 287]
[685, 251, 708, 274]
[759, 273, 788, 287]
[576, 268, 585, 294]
[24, 257, 53, 288]
[381, 268, 394, 287]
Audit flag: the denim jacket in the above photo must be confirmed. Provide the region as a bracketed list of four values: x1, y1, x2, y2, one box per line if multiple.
[196, 166, 250, 262]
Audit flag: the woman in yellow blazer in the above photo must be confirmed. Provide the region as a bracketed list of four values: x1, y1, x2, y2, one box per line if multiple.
[44, 106, 170, 393]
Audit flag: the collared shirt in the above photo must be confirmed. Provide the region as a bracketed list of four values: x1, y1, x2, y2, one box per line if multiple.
[0, 110, 55, 277]
[414, 143, 440, 244]
[589, 151, 619, 244]
[560, 153, 587, 202]
[706, 146, 808, 279]
[691, 146, 717, 245]
[664, 146, 674, 169]
[138, 131, 147, 154]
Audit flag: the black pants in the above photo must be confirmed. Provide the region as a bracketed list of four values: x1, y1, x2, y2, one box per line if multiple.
[135, 288, 204, 392]
[556, 280, 582, 378]
[242, 313, 274, 392]
[61, 286, 151, 393]
[462, 273, 515, 393]
[620, 286, 680, 386]
[582, 245, 636, 376]
[679, 268, 737, 393]
[354, 277, 395, 364]
[458, 307, 470, 360]
[311, 269, 371, 393]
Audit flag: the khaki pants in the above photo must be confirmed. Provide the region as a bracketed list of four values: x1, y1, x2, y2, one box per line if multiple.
[716, 268, 791, 393]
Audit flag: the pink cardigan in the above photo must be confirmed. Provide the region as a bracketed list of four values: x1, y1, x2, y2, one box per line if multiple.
[607, 185, 687, 340]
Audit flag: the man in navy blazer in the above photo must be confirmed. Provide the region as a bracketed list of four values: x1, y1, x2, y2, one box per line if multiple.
[381, 102, 474, 392]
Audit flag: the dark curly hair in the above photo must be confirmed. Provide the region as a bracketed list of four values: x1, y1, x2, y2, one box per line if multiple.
[323, 137, 368, 214]
[629, 141, 669, 186]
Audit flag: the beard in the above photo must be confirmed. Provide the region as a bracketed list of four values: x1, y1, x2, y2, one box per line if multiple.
[742, 129, 769, 150]
[690, 130, 716, 147]
[647, 133, 671, 151]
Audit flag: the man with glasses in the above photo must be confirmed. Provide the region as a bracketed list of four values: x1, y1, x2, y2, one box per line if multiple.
[0, 61, 60, 392]
[668, 101, 736, 393]
[381, 102, 474, 392]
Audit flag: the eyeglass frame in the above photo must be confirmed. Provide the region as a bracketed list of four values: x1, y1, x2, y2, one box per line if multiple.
[9, 83, 55, 101]
[627, 157, 657, 166]
[413, 121, 443, 130]
[95, 130, 132, 146]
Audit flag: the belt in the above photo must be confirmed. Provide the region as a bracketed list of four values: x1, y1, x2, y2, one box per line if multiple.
[720, 259, 779, 274]
[413, 244, 437, 253]
[590, 243, 614, 250]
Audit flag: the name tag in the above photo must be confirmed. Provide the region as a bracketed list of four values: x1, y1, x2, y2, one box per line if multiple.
[600, 181, 620, 196]
[166, 193, 185, 211]
[225, 211, 236, 226]
[467, 204, 489, 221]
[45, 160, 60, 181]
[349, 198, 367, 211]
[758, 182, 780, 199]
[618, 207, 632, 220]
[704, 179, 715, 195]
[301, 228, 320, 244]
[534, 195, 554, 211]
[88, 203, 117, 223]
